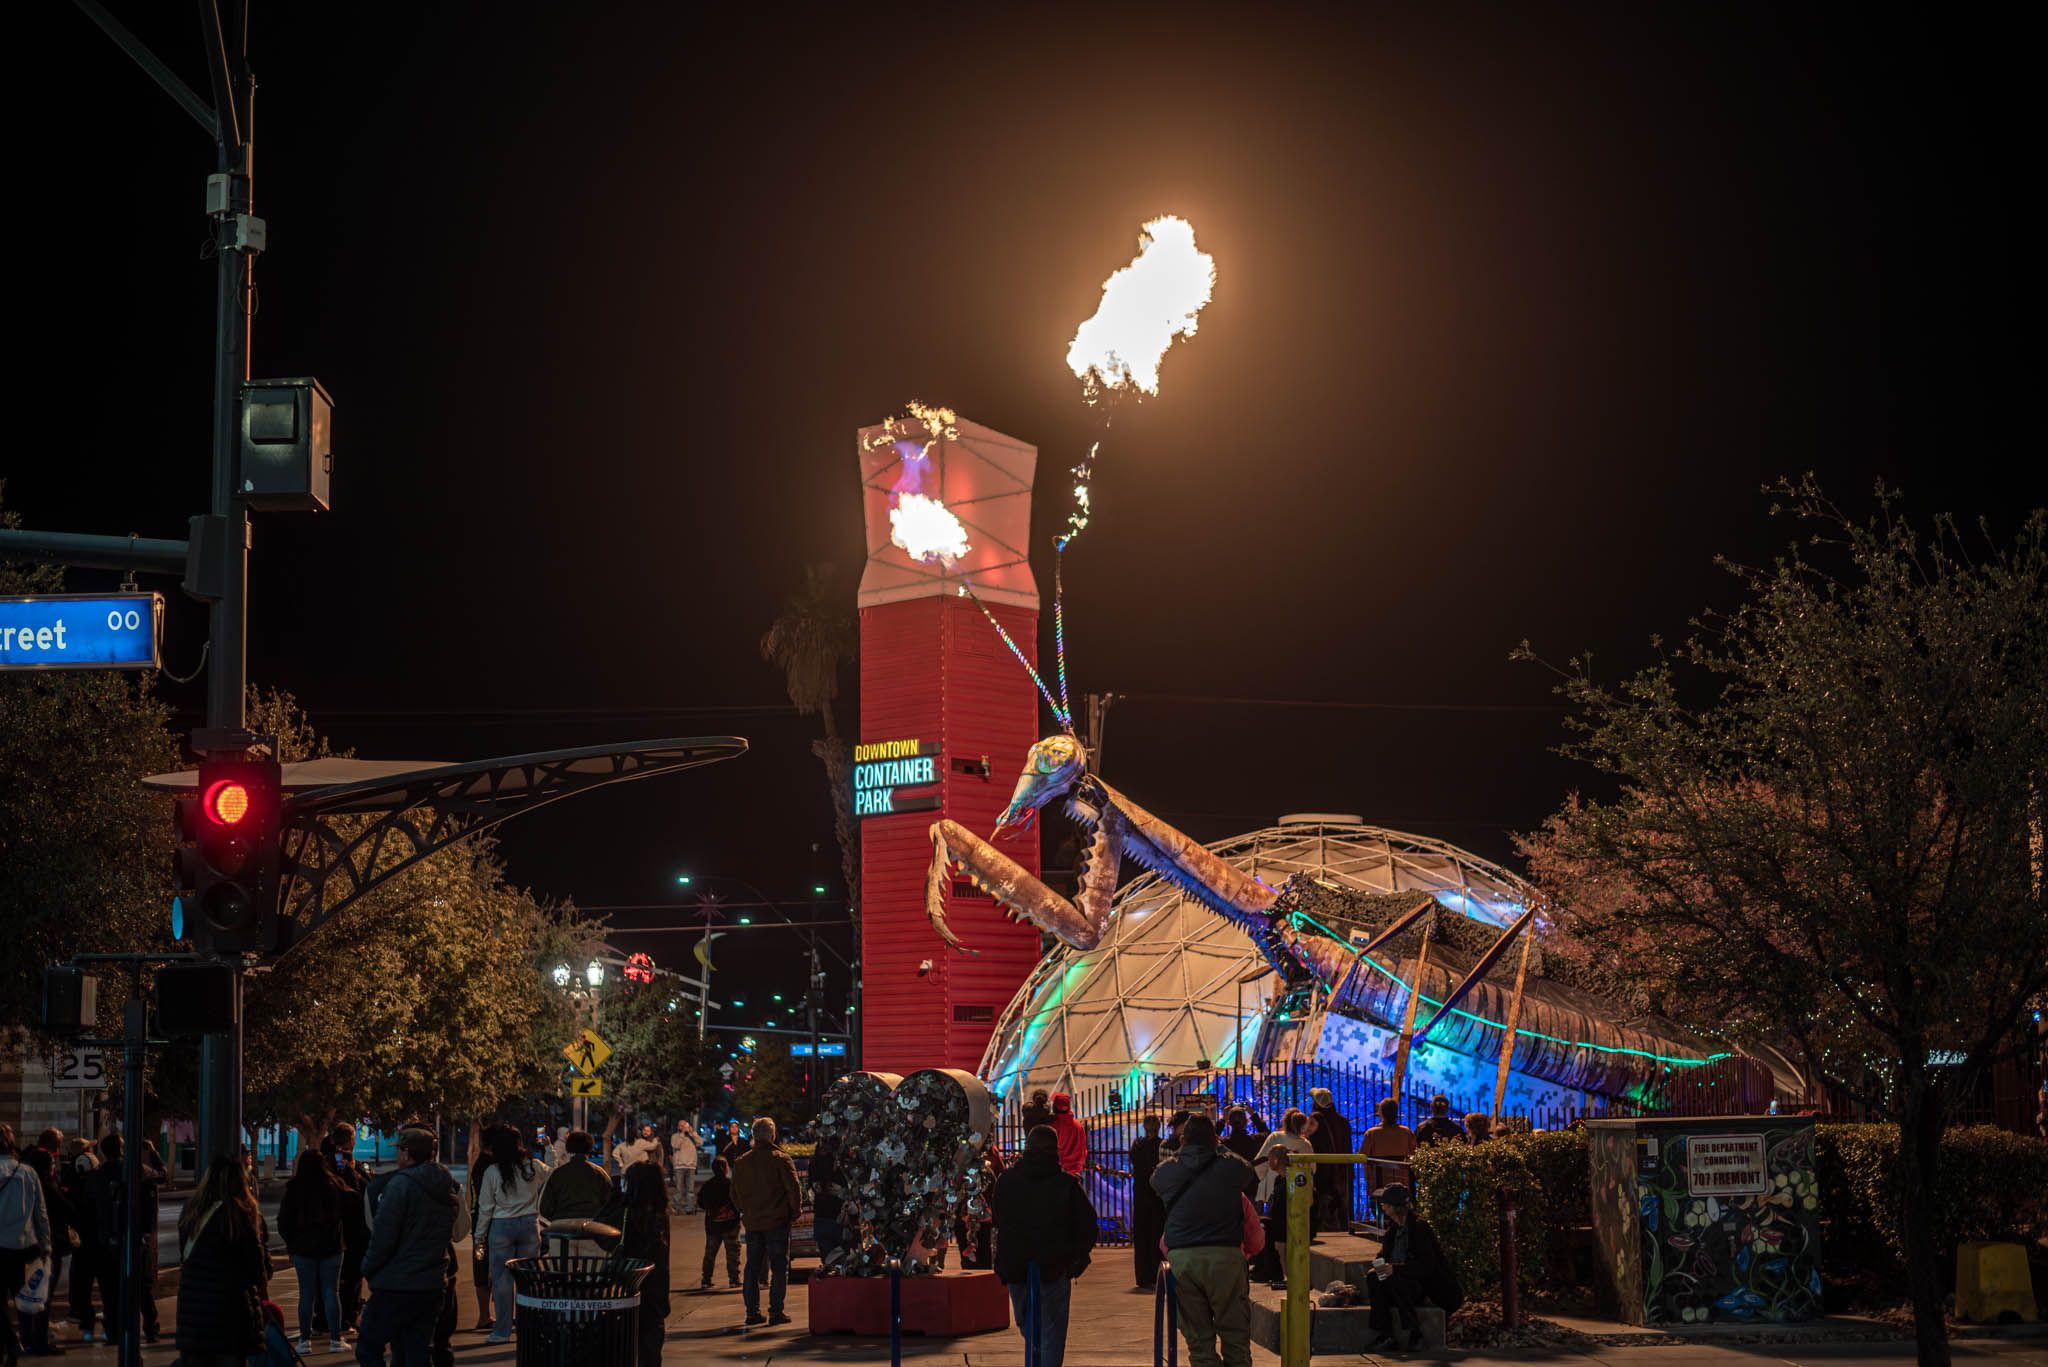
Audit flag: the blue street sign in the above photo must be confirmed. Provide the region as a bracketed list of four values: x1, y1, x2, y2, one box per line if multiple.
[791, 1042, 848, 1057]
[0, 594, 163, 671]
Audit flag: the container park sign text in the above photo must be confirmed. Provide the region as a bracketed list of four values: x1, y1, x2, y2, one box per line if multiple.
[853, 737, 941, 817]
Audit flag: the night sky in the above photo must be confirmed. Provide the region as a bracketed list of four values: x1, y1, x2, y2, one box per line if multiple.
[14, 5, 2035, 1011]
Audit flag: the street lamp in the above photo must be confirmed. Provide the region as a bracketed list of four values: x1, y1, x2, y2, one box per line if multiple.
[550, 962, 572, 989]
[584, 958, 605, 988]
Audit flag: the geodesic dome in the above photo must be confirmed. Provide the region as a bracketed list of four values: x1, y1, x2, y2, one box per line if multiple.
[978, 816, 1535, 1102]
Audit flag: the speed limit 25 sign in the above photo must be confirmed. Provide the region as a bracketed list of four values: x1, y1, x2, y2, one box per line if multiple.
[53, 1047, 108, 1090]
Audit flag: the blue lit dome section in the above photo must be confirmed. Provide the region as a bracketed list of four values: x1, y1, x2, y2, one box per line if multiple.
[978, 816, 1533, 1101]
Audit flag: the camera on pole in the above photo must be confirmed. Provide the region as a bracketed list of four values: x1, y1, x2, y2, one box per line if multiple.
[174, 755, 283, 956]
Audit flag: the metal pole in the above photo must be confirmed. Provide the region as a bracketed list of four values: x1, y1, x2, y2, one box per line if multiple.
[808, 931, 822, 1110]
[119, 995, 147, 1367]
[889, 1257, 903, 1367]
[1491, 930, 1535, 1122]
[1498, 1186, 1521, 1330]
[195, 0, 255, 1173]
[1390, 924, 1434, 1098]
[1281, 1158, 1312, 1367]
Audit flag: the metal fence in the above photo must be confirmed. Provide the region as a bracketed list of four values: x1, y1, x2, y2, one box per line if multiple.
[993, 1057, 1761, 1244]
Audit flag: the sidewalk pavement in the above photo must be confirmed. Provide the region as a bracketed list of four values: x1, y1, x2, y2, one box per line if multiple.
[92, 1215, 2042, 1367]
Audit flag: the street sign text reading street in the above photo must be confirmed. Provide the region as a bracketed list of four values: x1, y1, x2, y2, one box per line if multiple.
[0, 594, 163, 671]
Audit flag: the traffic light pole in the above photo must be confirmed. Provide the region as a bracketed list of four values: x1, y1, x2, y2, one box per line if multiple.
[191, 0, 257, 1173]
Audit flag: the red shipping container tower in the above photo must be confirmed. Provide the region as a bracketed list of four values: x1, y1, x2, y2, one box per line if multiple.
[855, 414, 1043, 1076]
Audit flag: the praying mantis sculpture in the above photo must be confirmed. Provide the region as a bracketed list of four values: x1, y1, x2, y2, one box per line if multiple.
[929, 735, 1773, 1103]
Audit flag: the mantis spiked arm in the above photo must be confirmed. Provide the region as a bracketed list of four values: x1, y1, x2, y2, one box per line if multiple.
[925, 752, 1283, 956]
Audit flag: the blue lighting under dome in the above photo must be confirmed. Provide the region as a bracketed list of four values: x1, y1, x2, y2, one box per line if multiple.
[980, 817, 1539, 1105]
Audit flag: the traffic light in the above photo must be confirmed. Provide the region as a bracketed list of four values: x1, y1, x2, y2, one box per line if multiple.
[174, 755, 283, 956]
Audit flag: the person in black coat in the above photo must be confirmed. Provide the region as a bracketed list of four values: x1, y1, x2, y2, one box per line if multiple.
[991, 1127, 1097, 1367]
[1363, 1184, 1462, 1350]
[1127, 1115, 1165, 1290]
[173, 1155, 271, 1362]
[86, 1134, 163, 1344]
[276, 1150, 347, 1348]
[1307, 1089, 1353, 1230]
[1019, 1090, 1055, 1135]
[615, 1162, 671, 1367]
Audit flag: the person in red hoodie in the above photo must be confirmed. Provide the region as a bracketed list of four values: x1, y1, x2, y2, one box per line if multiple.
[1049, 1094, 1088, 1177]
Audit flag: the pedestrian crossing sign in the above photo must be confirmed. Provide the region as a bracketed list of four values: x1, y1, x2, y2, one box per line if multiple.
[569, 1076, 603, 1098]
[563, 1027, 612, 1072]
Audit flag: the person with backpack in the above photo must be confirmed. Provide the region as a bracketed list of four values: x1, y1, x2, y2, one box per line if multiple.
[14, 1146, 72, 1357]
[0, 1125, 53, 1366]
[695, 1157, 740, 1290]
[277, 1150, 348, 1352]
[172, 1154, 271, 1364]
[991, 1127, 1097, 1367]
[1153, 1115, 1258, 1367]
[613, 1162, 671, 1366]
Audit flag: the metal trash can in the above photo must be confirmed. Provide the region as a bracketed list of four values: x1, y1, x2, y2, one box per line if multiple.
[508, 1252, 652, 1367]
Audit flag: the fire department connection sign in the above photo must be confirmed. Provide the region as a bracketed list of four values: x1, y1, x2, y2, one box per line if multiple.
[852, 738, 940, 818]
[1684, 1133, 1768, 1196]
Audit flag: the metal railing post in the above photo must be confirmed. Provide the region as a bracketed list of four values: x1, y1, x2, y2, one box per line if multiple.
[1025, 1260, 1041, 1367]
[1498, 1186, 1520, 1330]
[1282, 1156, 1313, 1367]
[889, 1256, 903, 1367]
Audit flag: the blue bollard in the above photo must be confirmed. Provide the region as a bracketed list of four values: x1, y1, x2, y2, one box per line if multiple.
[890, 1258, 903, 1367]
[1026, 1260, 1042, 1367]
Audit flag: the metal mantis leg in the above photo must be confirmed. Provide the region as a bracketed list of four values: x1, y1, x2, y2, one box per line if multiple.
[927, 809, 1124, 952]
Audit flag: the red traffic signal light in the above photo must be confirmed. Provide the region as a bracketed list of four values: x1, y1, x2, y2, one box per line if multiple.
[205, 780, 253, 826]
[176, 756, 284, 954]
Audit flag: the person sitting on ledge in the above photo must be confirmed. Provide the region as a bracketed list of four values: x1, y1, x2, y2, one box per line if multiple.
[1363, 1184, 1462, 1352]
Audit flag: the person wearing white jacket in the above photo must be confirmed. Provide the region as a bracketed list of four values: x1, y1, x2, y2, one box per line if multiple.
[474, 1132, 549, 1346]
[1, 1124, 54, 1364]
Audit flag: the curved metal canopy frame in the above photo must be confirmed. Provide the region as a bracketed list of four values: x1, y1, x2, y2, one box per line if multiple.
[272, 736, 747, 945]
[222, 737, 746, 954]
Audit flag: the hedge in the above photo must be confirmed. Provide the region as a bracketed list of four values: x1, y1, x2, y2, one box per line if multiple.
[1408, 1139, 1548, 1298]
[1407, 1122, 2048, 1299]
[1812, 1123, 2048, 1286]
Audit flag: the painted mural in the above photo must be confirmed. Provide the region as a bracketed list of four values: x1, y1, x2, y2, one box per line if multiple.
[1591, 1118, 1822, 1325]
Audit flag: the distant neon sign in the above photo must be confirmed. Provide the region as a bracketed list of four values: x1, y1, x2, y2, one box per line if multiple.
[852, 737, 940, 817]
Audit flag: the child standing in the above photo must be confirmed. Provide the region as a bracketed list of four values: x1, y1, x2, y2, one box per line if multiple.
[696, 1157, 741, 1289]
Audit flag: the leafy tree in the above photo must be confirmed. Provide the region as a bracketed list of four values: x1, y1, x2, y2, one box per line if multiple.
[732, 1037, 809, 1128]
[0, 484, 180, 1035]
[760, 563, 859, 931]
[239, 691, 588, 1131]
[589, 977, 724, 1133]
[1519, 481, 2048, 1364]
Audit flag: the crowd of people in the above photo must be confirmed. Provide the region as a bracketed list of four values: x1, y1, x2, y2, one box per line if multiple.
[0, 1110, 809, 1367]
[980, 1086, 1481, 1367]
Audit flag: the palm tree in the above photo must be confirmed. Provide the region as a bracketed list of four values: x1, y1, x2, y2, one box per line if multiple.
[760, 563, 859, 934]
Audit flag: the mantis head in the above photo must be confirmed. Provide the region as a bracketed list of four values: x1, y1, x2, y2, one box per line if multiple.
[992, 734, 1089, 838]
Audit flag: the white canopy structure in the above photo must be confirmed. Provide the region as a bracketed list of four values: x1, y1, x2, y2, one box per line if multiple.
[978, 815, 1534, 1103]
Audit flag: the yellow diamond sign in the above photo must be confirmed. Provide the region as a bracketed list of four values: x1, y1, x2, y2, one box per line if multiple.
[563, 1027, 612, 1073]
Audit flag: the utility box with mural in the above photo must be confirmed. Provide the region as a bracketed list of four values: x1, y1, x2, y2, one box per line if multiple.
[1586, 1116, 1822, 1326]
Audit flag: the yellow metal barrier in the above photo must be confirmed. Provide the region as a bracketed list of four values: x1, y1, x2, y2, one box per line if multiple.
[1278, 1152, 1377, 1367]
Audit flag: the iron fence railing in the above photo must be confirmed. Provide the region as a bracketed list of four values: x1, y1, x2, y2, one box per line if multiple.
[993, 1058, 1752, 1244]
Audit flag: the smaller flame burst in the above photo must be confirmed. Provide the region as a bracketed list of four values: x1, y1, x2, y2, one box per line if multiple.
[868, 401, 971, 565]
